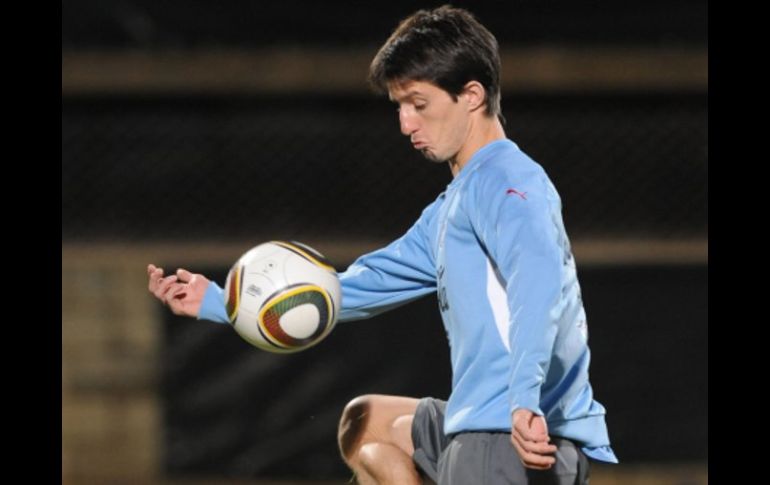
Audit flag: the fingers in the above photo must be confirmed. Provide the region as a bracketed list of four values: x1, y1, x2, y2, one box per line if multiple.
[176, 268, 193, 283]
[510, 434, 557, 470]
[153, 274, 179, 301]
[511, 410, 557, 470]
[511, 431, 558, 455]
[148, 265, 164, 292]
[148, 264, 204, 317]
[149, 265, 190, 293]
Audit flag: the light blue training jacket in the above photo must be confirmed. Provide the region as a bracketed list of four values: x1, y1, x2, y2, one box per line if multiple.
[199, 139, 617, 463]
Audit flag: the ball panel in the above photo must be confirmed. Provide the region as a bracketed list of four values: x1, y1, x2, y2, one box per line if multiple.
[257, 284, 332, 349]
[280, 304, 321, 339]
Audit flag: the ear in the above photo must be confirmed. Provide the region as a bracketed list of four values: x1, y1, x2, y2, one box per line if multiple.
[462, 81, 487, 113]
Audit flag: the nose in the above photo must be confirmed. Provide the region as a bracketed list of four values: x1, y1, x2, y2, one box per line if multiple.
[399, 108, 417, 137]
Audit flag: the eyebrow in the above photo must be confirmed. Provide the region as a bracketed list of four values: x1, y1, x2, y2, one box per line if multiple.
[389, 91, 426, 103]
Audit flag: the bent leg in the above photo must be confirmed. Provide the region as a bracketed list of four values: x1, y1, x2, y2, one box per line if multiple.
[338, 394, 421, 484]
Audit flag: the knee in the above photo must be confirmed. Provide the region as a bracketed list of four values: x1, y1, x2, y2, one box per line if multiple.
[357, 442, 384, 471]
[338, 395, 374, 464]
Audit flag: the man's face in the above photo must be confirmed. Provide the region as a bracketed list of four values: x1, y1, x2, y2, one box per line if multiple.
[388, 80, 471, 163]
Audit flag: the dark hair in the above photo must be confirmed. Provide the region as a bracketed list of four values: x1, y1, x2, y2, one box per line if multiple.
[368, 5, 502, 119]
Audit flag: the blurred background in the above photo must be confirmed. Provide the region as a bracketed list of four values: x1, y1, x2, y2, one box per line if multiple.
[62, 1, 707, 483]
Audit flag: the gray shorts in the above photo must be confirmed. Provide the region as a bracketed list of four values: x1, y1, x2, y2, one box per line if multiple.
[411, 398, 590, 485]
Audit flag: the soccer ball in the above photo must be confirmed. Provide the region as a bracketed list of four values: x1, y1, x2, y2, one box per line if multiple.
[223, 241, 341, 353]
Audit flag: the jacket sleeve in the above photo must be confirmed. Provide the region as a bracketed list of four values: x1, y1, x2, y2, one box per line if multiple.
[469, 164, 567, 417]
[338, 200, 439, 322]
[197, 200, 440, 325]
[197, 281, 230, 324]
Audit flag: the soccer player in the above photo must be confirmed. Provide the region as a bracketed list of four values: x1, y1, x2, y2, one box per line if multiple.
[148, 6, 617, 484]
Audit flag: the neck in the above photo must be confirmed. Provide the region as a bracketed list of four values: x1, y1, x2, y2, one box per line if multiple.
[449, 115, 506, 177]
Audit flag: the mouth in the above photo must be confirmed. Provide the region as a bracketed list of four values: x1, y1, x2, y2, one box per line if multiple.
[412, 141, 427, 150]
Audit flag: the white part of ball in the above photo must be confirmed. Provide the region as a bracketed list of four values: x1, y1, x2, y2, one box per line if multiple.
[225, 241, 342, 353]
[279, 303, 321, 339]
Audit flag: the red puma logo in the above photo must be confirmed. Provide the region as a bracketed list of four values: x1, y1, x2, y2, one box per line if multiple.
[506, 188, 527, 200]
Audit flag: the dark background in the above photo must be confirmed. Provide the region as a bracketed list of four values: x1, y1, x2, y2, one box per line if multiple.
[62, 0, 706, 48]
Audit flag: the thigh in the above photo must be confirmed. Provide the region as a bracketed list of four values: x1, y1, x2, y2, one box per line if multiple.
[410, 398, 451, 483]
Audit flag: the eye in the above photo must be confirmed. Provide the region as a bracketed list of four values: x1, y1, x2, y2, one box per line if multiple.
[415, 104, 427, 111]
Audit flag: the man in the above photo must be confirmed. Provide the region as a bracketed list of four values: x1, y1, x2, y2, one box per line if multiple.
[148, 6, 617, 484]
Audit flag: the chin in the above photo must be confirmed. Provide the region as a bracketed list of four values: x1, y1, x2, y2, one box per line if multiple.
[421, 149, 447, 163]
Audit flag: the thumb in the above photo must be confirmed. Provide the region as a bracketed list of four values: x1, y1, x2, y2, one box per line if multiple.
[513, 408, 534, 428]
[529, 414, 549, 439]
[176, 268, 194, 283]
